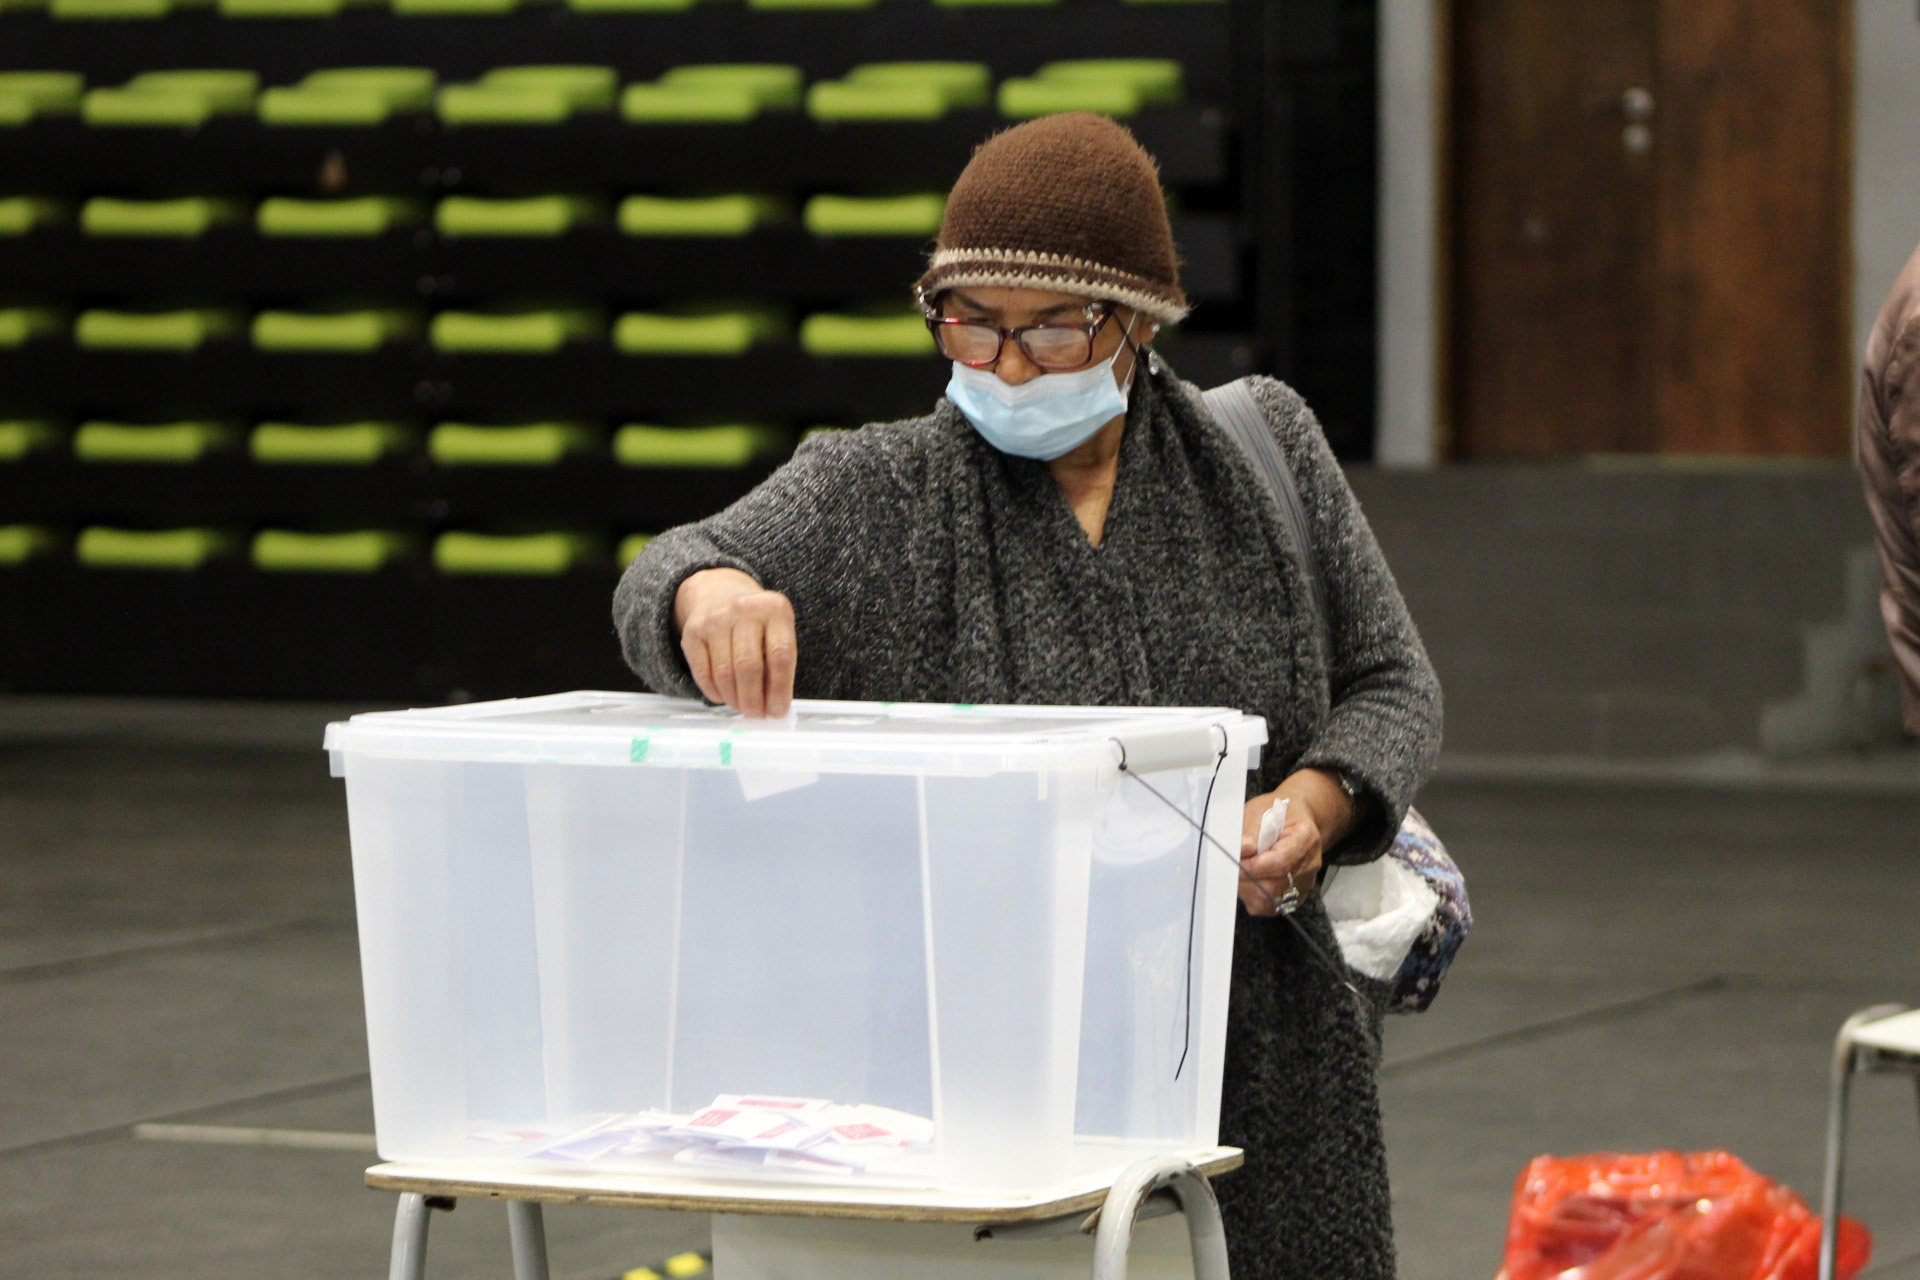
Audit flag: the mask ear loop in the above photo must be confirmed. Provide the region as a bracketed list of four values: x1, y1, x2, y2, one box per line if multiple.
[1112, 310, 1148, 394]
[1112, 308, 1165, 390]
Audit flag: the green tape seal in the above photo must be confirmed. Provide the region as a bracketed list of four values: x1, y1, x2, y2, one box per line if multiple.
[630, 735, 650, 762]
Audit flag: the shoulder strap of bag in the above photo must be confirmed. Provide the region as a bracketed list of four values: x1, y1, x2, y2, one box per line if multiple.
[1201, 377, 1330, 629]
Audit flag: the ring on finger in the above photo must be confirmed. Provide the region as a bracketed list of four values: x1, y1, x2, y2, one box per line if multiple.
[1277, 869, 1301, 915]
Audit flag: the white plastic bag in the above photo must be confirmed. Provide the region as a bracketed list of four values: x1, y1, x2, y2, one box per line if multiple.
[1321, 856, 1440, 980]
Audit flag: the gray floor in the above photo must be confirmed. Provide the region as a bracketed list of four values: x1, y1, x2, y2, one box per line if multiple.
[1, 704, 1916, 1279]
[1385, 782, 1920, 1280]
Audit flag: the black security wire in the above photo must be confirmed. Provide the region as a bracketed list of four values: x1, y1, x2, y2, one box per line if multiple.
[1173, 736, 1229, 1082]
[1111, 739, 1367, 1041]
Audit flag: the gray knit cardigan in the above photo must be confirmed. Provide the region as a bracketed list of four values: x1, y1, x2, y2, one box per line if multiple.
[614, 360, 1442, 1280]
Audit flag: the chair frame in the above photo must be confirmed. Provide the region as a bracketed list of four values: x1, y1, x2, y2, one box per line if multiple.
[1819, 1003, 1920, 1280]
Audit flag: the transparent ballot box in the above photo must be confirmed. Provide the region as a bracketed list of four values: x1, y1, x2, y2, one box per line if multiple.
[327, 692, 1266, 1193]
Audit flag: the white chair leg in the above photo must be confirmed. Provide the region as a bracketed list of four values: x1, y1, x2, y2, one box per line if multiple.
[1818, 1043, 1855, 1280]
[389, 1193, 433, 1280]
[507, 1201, 551, 1280]
[1820, 1005, 1906, 1280]
[1091, 1156, 1229, 1280]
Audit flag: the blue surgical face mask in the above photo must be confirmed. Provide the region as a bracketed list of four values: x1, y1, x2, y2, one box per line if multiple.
[945, 327, 1140, 461]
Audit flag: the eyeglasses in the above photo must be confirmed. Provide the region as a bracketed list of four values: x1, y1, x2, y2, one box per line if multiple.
[924, 302, 1115, 371]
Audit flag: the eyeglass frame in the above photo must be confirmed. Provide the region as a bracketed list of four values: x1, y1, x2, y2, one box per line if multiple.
[920, 296, 1120, 371]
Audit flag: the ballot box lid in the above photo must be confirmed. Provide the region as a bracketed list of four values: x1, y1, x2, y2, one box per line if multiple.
[325, 690, 1267, 776]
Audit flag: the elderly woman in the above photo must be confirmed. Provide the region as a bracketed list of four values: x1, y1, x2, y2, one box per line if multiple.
[615, 112, 1441, 1280]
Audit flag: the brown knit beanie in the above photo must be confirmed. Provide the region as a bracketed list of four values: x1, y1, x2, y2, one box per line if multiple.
[915, 112, 1189, 325]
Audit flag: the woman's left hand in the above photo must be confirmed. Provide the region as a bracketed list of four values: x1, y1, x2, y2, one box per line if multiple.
[1237, 769, 1356, 917]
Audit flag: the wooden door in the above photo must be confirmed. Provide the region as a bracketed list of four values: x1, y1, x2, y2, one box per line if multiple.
[1448, 0, 1852, 457]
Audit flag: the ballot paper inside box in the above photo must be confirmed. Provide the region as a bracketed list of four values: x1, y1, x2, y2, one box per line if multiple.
[328, 692, 1265, 1193]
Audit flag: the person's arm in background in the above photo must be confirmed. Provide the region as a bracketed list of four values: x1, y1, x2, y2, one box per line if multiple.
[613, 428, 913, 716]
[1858, 244, 1920, 734]
[1232, 377, 1444, 917]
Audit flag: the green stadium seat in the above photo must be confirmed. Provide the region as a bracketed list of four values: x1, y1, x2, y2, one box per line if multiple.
[613, 423, 783, 468]
[617, 195, 782, 236]
[77, 526, 237, 569]
[74, 308, 243, 350]
[613, 308, 782, 355]
[438, 66, 617, 124]
[803, 193, 944, 236]
[303, 68, 438, 104]
[807, 80, 945, 122]
[617, 532, 653, 564]
[0, 526, 60, 567]
[568, 0, 699, 12]
[0, 198, 68, 235]
[83, 71, 260, 127]
[251, 421, 415, 464]
[436, 196, 600, 237]
[251, 308, 421, 352]
[83, 91, 219, 126]
[433, 530, 597, 575]
[220, 0, 376, 17]
[620, 64, 802, 121]
[999, 59, 1182, 117]
[799, 308, 934, 356]
[123, 70, 261, 107]
[482, 66, 620, 104]
[428, 422, 595, 465]
[846, 62, 990, 108]
[1037, 59, 1183, 103]
[620, 83, 757, 123]
[74, 420, 237, 462]
[663, 64, 803, 106]
[429, 308, 603, 353]
[256, 196, 420, 237]
[393, 0, 516, 15]
[259, 69, 436, 124]
[438, 85, 568, 125]
[0, 73, 85, 124]
[81, 197, 245, 237]
[0, 308, 68, 347]
[52, 0, 207, 19]
[997, 78, 1140, 118]
[0, 420, 62, 461]
[747, 0, 877, 12]
[259, 87, 394, 125]
[252, 529, 412, 572]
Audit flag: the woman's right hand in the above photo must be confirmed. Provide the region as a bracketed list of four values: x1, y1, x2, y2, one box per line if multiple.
[673, 567, 797, 718]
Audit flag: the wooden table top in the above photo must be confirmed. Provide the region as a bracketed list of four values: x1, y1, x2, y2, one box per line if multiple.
[366, 1147, 1244, 1225]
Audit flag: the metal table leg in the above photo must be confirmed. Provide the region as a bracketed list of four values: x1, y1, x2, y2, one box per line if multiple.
[508, 1200, 552, 1280]
[1091, 1155, 1230, 1280]
[389, 1193, 432, 1280]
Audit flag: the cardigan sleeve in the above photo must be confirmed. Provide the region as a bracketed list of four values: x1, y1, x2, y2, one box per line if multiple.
[1243, 376, 1444, 862]
[613, 426, 917, 698]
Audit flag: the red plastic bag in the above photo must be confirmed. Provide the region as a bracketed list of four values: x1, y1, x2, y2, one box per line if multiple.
[1499, 1152, 1871, 1280]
